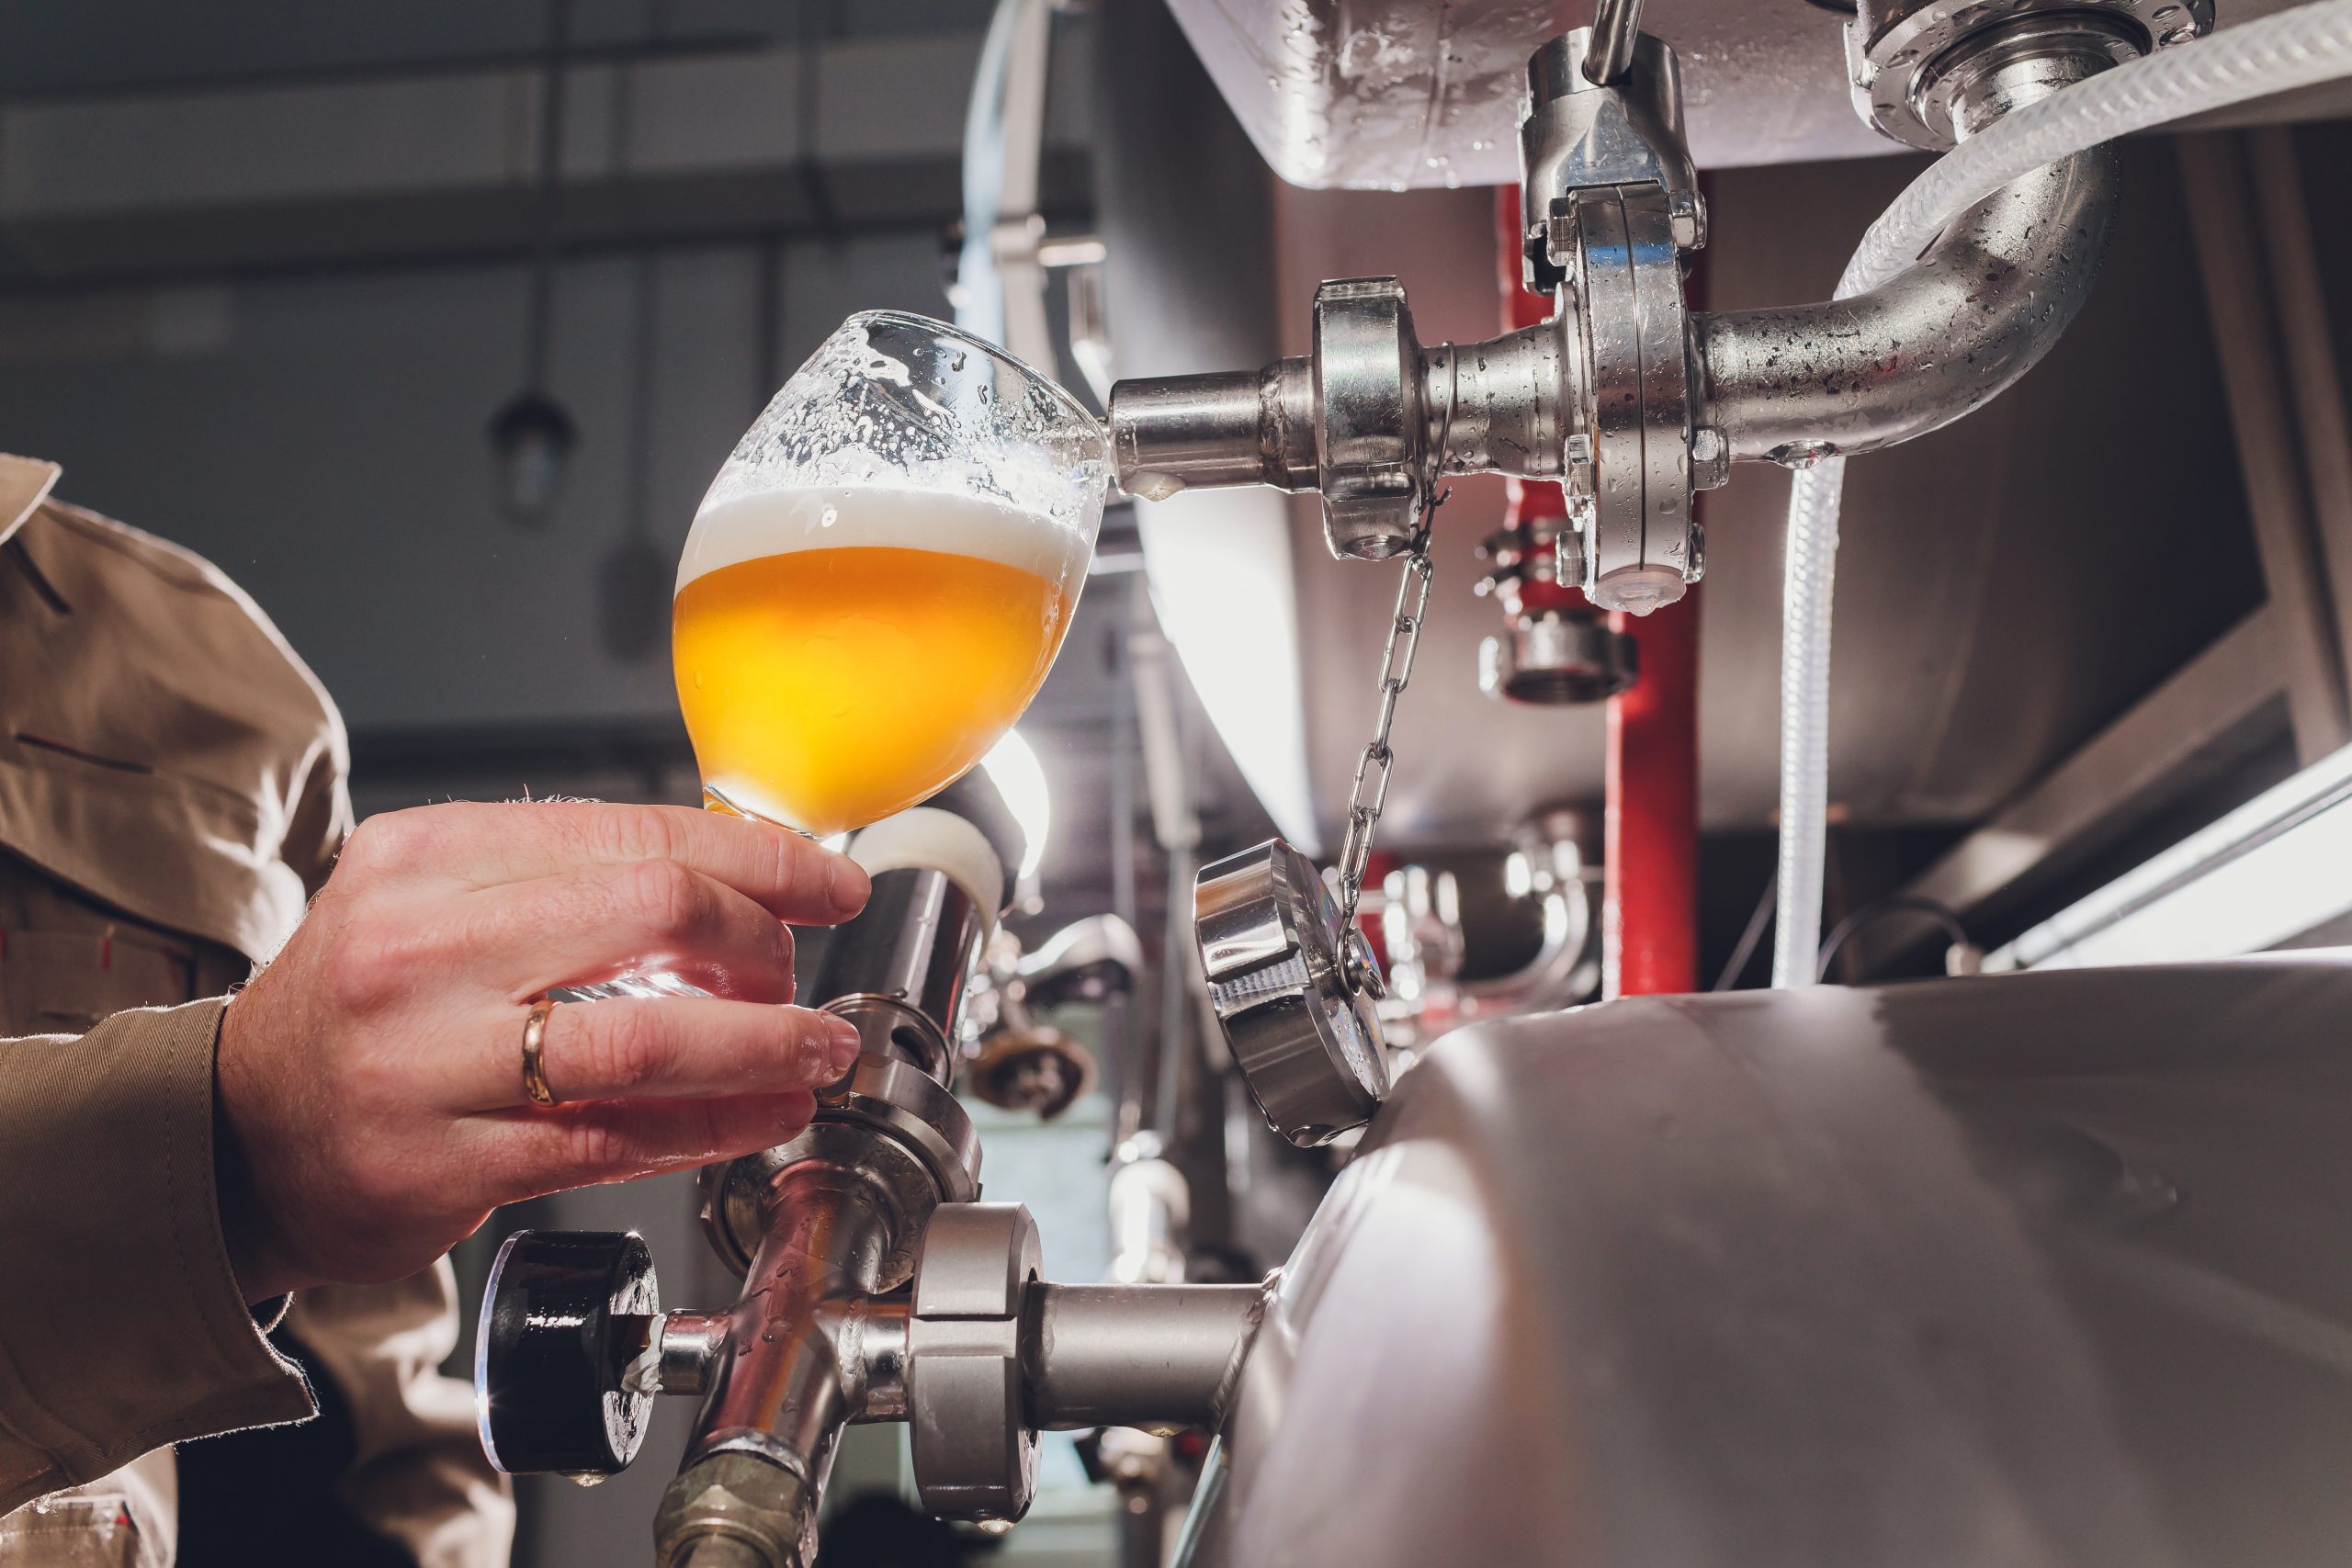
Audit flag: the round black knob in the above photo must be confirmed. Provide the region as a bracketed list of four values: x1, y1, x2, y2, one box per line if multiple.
[475, 1229, 660, 1476]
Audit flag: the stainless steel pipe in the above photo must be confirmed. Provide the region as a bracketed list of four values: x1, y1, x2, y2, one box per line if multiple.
[815, 866, 985, 1080]
[1695, 49, 2121, 463]
[1024, 1282, 1265, 1430]
[659, 810, 1000, 1567]
[655, 1162, 904, 1568]
[1107, 362, 1316, 501]
[1583, 0, 1644, 85]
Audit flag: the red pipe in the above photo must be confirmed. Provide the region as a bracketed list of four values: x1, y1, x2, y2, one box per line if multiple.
[1604, 594, 1700, 998]
[1496, 187, 1700, 998]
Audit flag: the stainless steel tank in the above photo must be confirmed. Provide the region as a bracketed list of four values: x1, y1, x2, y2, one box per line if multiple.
[1182, 954, 2352, 1567]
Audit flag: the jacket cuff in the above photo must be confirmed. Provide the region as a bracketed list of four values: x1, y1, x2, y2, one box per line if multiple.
[0, 998, 315, 1512]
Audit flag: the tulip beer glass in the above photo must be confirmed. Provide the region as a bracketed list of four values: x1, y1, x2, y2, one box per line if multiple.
[673, 312, 1110, 837]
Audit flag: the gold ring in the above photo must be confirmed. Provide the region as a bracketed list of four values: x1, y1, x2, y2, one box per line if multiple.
[521, 998, 560, 1108]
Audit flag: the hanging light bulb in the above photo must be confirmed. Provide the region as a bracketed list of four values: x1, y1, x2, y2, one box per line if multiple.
[489, 389, 577, 526]
[492, 0, 576, 528]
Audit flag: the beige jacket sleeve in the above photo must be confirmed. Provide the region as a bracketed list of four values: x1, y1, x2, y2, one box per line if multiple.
[0, 998, 314, 1516]
[0, 457, 511, 1562]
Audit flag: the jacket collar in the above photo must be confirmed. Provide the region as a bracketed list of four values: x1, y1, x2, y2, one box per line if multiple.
[0, 455, 61, 547]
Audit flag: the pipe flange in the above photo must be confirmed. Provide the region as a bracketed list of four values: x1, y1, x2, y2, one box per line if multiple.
[1312, 277, 1427, 561]
[813, 1054, 982, 1204]
[906, 1203, 1043, 1523]
[1849, 0, 2210, 150]
[698, 1055, 981, 1283]
[1558, 185, 1699, 615]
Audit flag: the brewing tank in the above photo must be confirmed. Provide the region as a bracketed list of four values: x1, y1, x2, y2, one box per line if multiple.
[1182, 954, 2352, 1568]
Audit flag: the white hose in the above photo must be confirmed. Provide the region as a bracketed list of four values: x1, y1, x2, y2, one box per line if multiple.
[1770, 0, 2352, 987]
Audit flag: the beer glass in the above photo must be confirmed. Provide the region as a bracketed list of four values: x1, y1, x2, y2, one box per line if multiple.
[673, 311, 1110, 837]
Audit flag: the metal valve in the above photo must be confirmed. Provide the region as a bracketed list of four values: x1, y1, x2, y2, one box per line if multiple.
[474, 1211, 1269, 1565]
[1195, 839, 1390, 1147]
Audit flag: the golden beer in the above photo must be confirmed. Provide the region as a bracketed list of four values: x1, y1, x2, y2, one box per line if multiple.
[673, 485, 1086, 836]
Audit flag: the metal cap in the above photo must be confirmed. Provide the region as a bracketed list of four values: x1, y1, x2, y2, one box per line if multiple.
[1195, 839, 1389, 1147]
[1479, 611, 1638, 705]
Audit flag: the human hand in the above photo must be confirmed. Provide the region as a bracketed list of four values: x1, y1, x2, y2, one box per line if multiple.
[215, 801, 870, 1300]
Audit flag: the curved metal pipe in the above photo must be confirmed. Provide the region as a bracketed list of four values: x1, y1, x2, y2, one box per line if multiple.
[1697, 141, 2120, 464]
[1583, 0, 1644, 86]
[1023, 1282, 1264, 1430]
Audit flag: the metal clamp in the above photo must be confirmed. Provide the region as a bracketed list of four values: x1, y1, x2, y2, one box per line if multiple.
[1554, 183, 1701, 614]
[1312, 277, 1429, 560]
[906, 1203, 1044, 1523]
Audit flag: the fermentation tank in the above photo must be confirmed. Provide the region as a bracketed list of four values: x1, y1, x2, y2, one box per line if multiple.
[1182, 957, 2352, 1568]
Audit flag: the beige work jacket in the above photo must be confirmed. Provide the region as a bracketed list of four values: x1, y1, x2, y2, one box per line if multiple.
[0, 456, 512, 1567]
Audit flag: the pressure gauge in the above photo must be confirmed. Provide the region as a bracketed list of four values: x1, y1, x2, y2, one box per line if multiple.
[1195, 839, 1390, 1147]
[476, 1229, 660, 1479]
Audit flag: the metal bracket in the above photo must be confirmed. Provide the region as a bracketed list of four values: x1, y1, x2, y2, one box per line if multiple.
[1520, 27, 1705, 286]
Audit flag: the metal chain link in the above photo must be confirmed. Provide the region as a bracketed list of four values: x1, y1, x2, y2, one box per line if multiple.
[1333, 351, 1457, 941]
[1334, 536, 1436, 936]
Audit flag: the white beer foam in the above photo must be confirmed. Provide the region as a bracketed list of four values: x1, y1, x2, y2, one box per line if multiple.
[676, 484, 1087, 592]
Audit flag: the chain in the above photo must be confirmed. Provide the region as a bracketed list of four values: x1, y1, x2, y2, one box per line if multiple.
[1333, 539, 1435, 933]
[1333, 350, 1457, 939]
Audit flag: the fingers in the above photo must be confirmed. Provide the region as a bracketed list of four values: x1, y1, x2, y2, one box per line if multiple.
[469, 1090, 822, 1202]
[468, 860, 802, 1002]
[343, 801, 869, 925]
[458, 995, 860, 1112]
